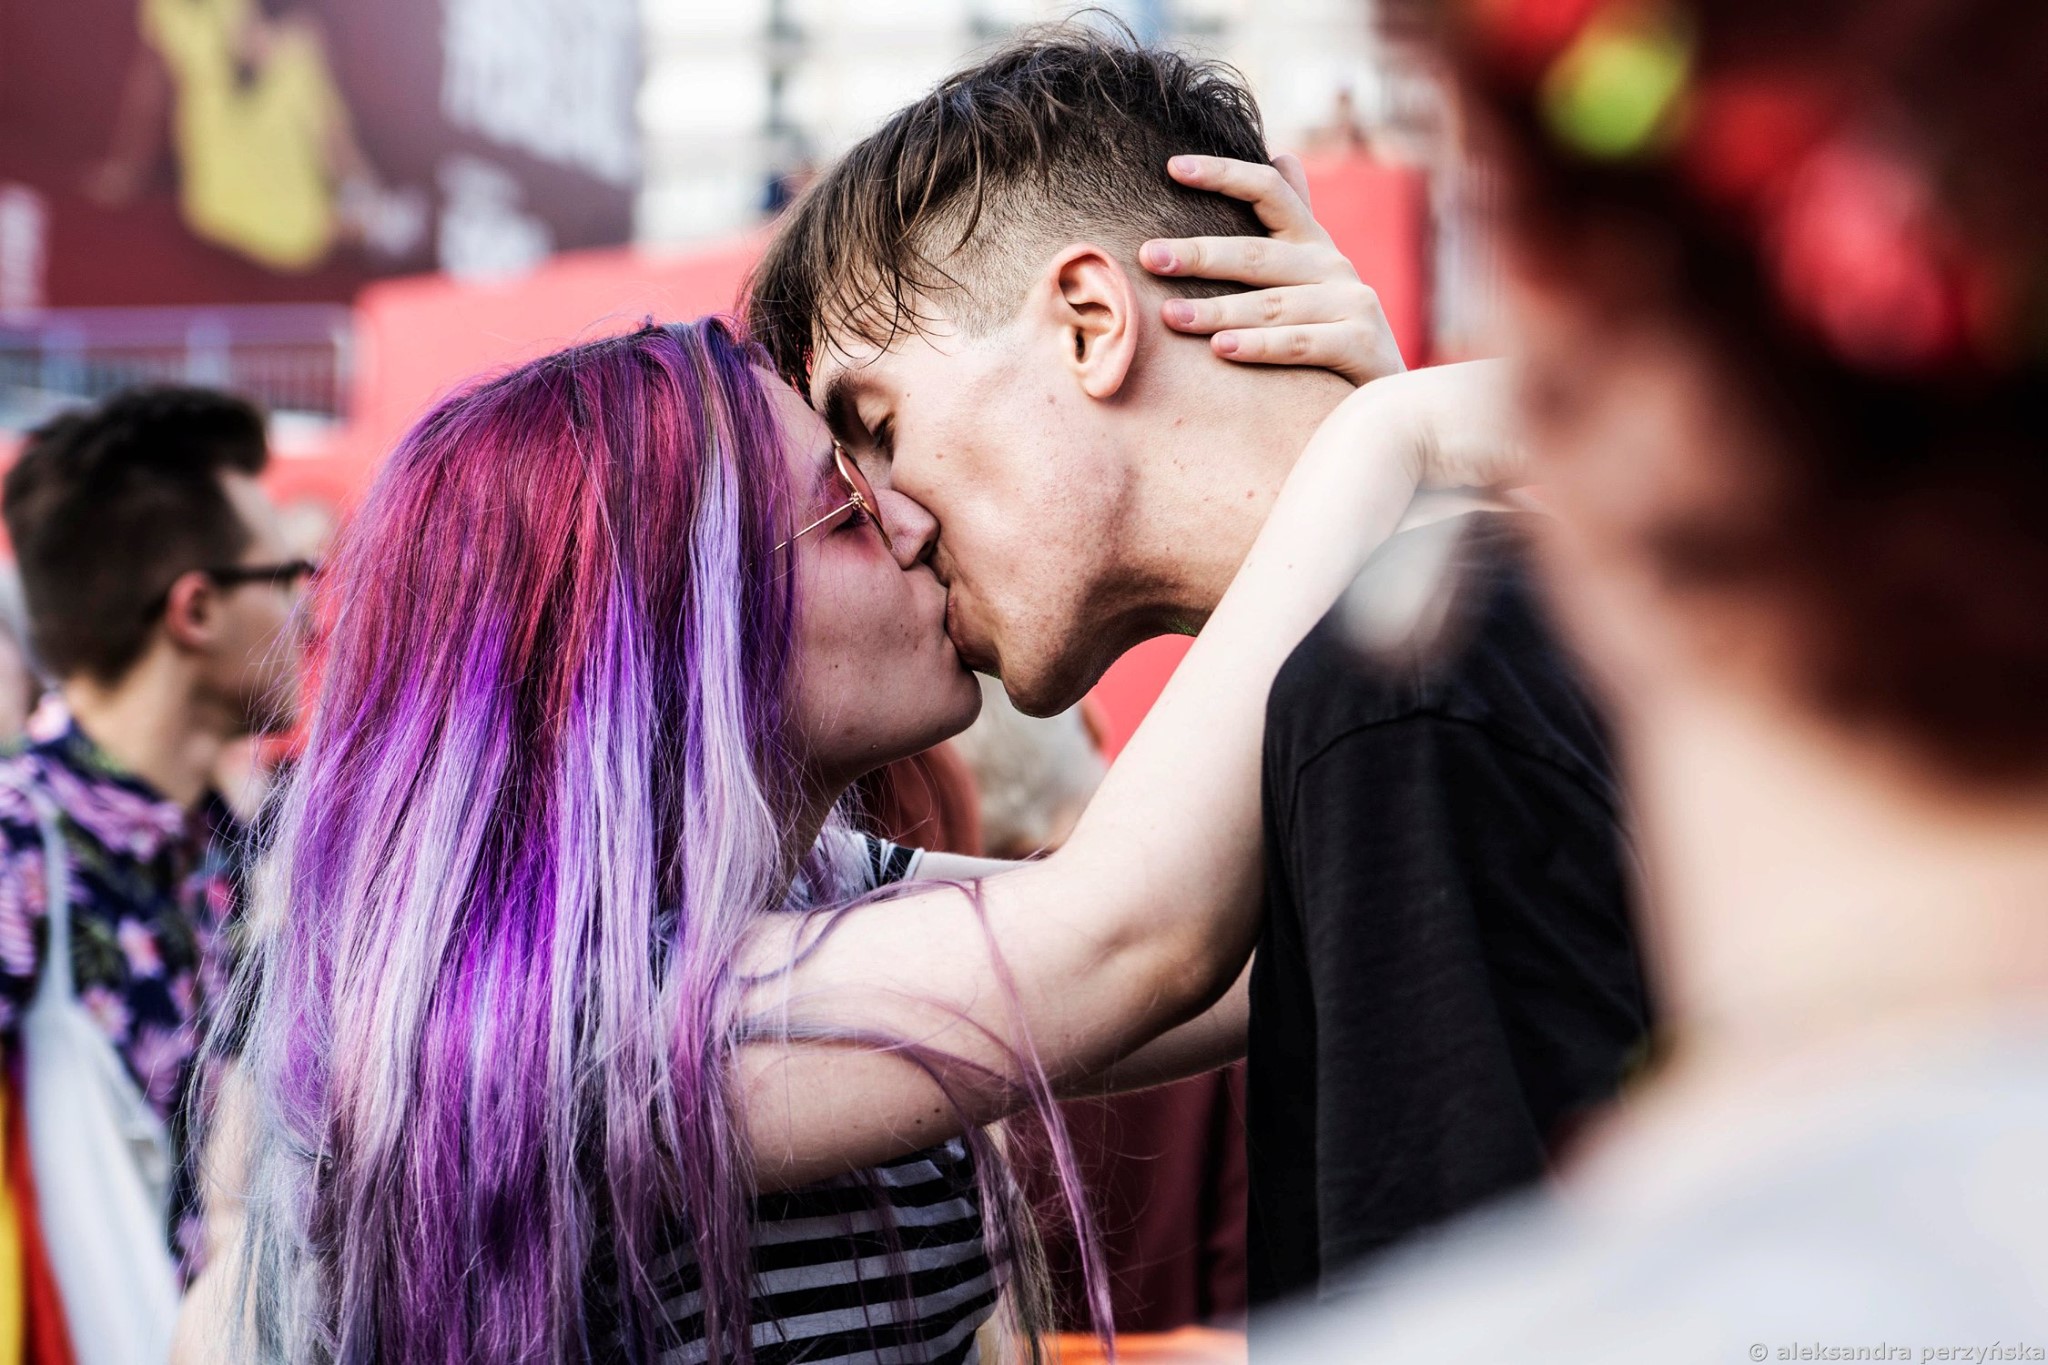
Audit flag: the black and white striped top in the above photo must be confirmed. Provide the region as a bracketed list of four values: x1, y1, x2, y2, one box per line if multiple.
[647, 1135, 997, 1365]
[620, 835, 1001, 1365]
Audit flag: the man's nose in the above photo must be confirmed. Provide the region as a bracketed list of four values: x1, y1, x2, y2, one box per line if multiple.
[876, 487, 940, 570]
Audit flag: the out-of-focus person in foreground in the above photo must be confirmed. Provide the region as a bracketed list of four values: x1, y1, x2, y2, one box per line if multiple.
[1276, 0, 2048, 1355]
[0, 386, 308, 1363]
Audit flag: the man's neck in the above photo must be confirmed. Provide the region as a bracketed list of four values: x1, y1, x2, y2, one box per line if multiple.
[1123, 362, 1354, 626]
[60, 655, 238, 810]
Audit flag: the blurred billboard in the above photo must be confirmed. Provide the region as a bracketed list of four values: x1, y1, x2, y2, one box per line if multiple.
[0, 0, 642, 312]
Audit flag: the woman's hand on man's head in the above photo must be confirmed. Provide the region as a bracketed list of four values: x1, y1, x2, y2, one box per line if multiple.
[1140, 152, 1407, 387]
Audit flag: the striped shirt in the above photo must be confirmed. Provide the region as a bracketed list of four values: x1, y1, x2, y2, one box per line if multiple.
[613, 835, 1000, 1365]
[647, 1135, 997, 1365]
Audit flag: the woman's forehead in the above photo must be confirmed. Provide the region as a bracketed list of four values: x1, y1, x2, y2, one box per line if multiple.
[760, 370, 835, 468]
[757, 366, 835, 489]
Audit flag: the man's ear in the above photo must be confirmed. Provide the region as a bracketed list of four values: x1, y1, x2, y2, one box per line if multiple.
[160, 571, 219, 653]
[1034, 244, 1140, 401]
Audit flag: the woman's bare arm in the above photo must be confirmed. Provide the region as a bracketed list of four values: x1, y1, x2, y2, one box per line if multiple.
[1063, 962, 1252, 1097]
[739, 361, 1518, 1188]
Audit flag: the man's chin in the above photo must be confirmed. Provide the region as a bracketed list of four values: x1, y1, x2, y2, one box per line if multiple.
[997, 659, 1101, 720]
[1009, 619, 1149, 717]
[962, 615, 1116, 717]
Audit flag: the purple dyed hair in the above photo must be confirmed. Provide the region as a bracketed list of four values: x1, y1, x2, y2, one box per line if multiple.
[233, 318, 1107, 1365]
[232, 321, 884, 1363]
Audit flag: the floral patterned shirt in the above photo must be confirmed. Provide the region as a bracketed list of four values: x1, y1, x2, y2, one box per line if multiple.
[0, 721, 248, 1275]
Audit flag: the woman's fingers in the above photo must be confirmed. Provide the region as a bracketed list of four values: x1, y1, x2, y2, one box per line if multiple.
[1148, 149, 1408, 386]
[1140, 234, 1341, 288]
[1207, 321, 1407, 386]
[1271, 151, 1313, 213]
[1161, 281, 1383, 337]
[1163, 154, 1324, 240]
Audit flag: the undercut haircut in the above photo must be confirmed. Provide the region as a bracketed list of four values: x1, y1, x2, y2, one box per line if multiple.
[4, 385, 268, 683]
[747, 23, 1271, 387]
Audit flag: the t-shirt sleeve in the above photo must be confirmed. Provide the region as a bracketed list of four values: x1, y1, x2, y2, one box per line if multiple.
[1276, 712, 1643, 1286]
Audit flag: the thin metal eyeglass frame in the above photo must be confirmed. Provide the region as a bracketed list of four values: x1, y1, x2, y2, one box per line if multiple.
[776, 444, 882, 552]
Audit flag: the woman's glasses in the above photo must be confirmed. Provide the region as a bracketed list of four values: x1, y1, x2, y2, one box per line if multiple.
[777, 444, 883, 552]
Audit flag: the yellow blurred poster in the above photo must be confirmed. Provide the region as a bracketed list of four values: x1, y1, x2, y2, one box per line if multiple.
[0, 0, 640, 307]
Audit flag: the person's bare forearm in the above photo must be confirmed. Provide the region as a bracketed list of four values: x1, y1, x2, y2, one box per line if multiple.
[913, 859, 1250, 1095]
[86, 47, 170, 203]
[913, 851, 1019, 881]
[1063, 961, 1251, 1097]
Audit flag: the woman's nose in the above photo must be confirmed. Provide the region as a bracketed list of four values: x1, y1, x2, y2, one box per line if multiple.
[876, 487, 940, 570]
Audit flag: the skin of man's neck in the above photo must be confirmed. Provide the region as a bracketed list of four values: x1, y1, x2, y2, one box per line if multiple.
[60, 645, 241, 811]
[1121, 358, 1355, 631]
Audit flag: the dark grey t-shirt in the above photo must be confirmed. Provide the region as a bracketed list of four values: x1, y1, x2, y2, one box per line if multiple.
[1247, 513, 1651, 1320]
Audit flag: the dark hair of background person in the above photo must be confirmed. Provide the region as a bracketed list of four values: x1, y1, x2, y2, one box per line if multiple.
[1435, 0, 2048, 786]
[4, 386, 269, 684]
[746, 20, 1271, 388]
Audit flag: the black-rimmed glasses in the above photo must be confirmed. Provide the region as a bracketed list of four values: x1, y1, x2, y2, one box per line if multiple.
[144, 559, 319, 619]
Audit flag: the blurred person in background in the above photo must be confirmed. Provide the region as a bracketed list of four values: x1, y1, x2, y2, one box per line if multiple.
[950, 677, 1107, 864]
[747, 26, 1649, 1330]
[852, 743, 985, 857]
[86, 0, 427, 268]
[1268, 0, 2048, 1354]
[0, 385, 310, 1363]
[953, 675, 1251, 1336]
[208, 495, 339, 828]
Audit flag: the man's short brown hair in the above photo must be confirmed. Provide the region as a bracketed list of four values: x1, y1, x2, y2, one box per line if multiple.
[746, 23, 1270, 388]
[4, 385, 268, 683]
